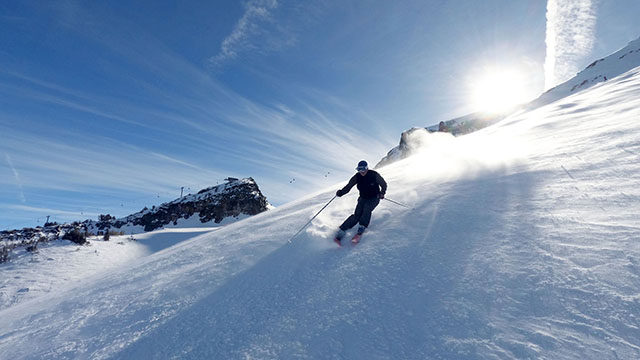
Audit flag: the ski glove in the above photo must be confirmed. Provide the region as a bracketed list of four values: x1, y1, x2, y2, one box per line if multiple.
[336, 189, 344, 197]
[378, 193, 385, 200]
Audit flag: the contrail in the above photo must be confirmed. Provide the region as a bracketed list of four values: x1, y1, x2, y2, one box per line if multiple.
[544, 0, 597, 90]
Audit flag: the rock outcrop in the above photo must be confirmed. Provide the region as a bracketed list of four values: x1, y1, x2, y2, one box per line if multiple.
[90, 177, 270, 232]
[0, 177, 270, 262]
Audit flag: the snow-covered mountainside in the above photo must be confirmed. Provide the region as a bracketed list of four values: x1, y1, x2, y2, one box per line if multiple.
[531, 35, 640, 108]
[88, 177, 270, 233]
[0, 177, 269, 262]
[376, 109, 514, 168]
[1, 63, 639, 358]
[0, 228, 219, 311]
[0, 178, 269, 309]
[379, 35, 640, 168]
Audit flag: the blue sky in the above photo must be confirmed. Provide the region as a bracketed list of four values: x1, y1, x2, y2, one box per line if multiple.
[1, 0, 640, 230]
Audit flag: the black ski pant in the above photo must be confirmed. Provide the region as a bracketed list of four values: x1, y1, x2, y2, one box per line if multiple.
[340, 196, 380, 230]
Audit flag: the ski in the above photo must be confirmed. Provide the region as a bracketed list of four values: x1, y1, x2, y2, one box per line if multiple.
[332, 228, 363, 247]
[333, 237, 342, 247]
[351, 233, 362, 245]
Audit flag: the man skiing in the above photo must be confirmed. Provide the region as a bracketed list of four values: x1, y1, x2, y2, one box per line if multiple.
[334, 160, 387, 245]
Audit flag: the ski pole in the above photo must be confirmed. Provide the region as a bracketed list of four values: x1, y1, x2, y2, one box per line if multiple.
[384, 197, 413, 209]
[287, 195, 337, 243]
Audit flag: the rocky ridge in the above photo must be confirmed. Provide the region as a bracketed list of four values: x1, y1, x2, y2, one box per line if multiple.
[0, 177, 270, 262]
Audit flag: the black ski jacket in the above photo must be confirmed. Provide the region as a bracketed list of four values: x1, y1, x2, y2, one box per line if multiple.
[338, 170, 387, 199]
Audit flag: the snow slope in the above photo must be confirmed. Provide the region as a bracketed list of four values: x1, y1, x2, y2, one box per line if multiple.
[531, 36, 640, 108]
[1, 67, 640, 359]
[0, 228, 218, 310]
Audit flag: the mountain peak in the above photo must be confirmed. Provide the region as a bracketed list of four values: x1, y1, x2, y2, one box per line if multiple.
[530, 34, 640, 108]
[0, 178, 270, 264]
[94, 177, 270, 232]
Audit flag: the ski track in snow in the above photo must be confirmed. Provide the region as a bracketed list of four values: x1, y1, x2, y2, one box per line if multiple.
[1, 68, 640, 359]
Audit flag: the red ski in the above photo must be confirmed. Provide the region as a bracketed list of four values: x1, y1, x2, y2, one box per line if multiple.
[351, 234, 362, 245]
[333, 237, 342, 247]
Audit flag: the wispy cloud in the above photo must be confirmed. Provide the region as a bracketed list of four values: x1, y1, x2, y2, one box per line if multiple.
[0, 2, 394, 229]
[6, 204, 101, 219]
[0, 63, 390, 223]
[544, 0, 597, 89]
[0, 125, 224, 196]
[4, 153, 26, 203]
[209, 0, 279, 66]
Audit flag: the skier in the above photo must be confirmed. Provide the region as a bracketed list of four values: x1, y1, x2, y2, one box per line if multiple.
[334, 160, 387, 245]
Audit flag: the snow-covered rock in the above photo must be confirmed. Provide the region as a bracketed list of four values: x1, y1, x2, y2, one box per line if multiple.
[375, 127, 455, 168]
[0, 177, 269, 263]
[88, 177, 269, 233]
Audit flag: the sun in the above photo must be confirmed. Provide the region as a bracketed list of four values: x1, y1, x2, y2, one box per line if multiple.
[470, 68, 530, 114]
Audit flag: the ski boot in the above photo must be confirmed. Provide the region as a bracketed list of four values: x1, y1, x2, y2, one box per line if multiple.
[351, 225, 366, 245]
[333, 229, 345, 247]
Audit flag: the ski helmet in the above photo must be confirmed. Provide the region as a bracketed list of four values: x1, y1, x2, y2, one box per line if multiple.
[356, 160, 368, 171]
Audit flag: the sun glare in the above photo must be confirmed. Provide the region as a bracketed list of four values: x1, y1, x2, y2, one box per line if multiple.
[470, 69, 529, 114]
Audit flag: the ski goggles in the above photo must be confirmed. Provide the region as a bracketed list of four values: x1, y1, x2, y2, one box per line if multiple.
[356, 166, 368, 171]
